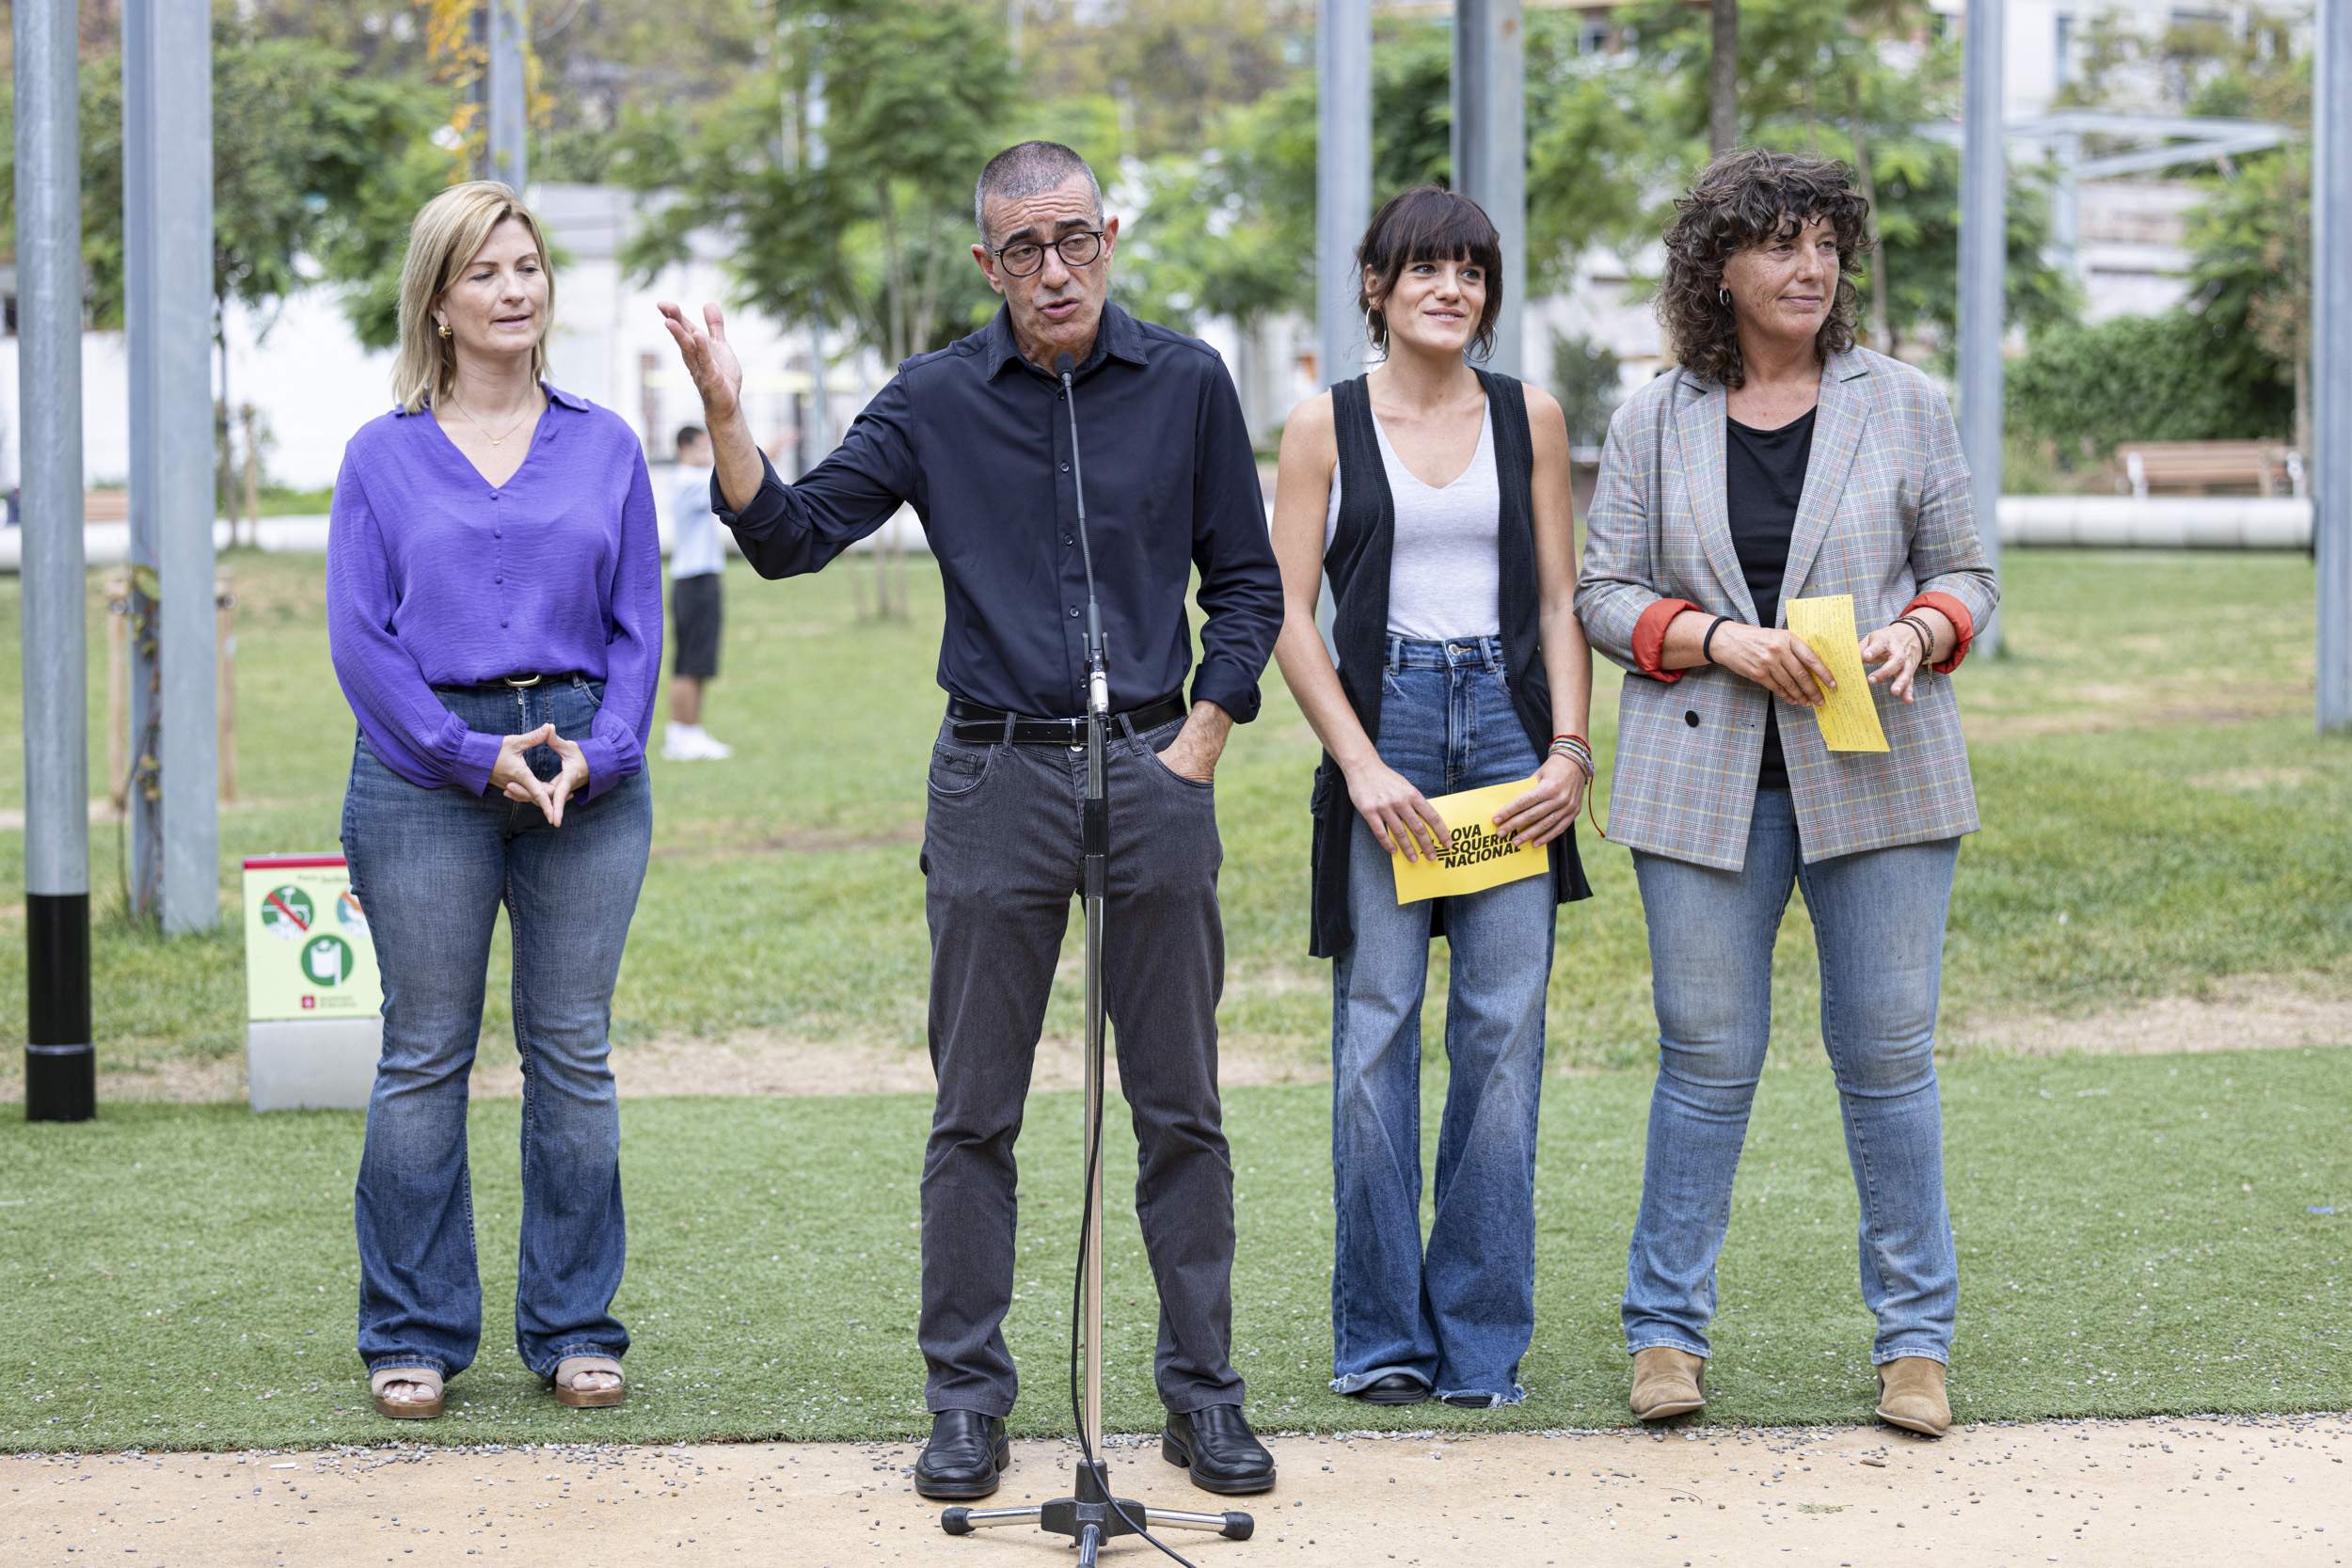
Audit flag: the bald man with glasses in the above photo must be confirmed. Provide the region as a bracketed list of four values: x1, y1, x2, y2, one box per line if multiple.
[659, 140, 1282, 1501]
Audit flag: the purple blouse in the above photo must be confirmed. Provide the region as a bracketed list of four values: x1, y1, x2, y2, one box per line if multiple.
[326, 384, 661, 800]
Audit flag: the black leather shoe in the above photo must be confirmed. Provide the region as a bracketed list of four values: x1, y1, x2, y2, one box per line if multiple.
[1161, 1403, 1276, 1496]
[1343, 1373, 1429, 1406]
[914, 1410, 1010, 1500]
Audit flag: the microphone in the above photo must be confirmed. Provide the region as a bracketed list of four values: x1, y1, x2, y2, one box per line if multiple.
[1056, 352, 1109, 720]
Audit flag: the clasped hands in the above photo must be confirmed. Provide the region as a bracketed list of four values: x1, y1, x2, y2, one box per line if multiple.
[487, 724, 590, 827]
[1347, 752, 1587, 861]
[1708, 619, 1932, 706]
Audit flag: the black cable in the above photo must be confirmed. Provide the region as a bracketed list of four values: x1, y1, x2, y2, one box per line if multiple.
[1060, 353, 1200, 1566]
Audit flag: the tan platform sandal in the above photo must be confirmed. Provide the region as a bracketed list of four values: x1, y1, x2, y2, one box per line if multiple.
[550, 1354, 626, 1409]
[371, 1366, 445, 1420]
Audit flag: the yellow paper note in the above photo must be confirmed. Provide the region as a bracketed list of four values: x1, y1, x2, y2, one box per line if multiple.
[1785, 594, 1890, 753]
[1391, 777, 1550, 906]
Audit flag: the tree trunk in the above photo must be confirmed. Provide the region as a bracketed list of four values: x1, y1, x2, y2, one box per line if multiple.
[875, 187, 912, 620]
[1709, 0, 1739, 157]
[1847, 86, 1892, 350]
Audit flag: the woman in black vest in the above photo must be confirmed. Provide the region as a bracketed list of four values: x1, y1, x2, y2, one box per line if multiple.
[1269, 186, 1595, 1409]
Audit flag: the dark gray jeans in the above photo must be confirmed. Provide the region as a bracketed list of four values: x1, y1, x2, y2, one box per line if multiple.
[918, 710, 1245, 1418]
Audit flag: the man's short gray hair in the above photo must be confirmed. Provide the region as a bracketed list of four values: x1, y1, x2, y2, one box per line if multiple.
[973, 141, 1103, 244]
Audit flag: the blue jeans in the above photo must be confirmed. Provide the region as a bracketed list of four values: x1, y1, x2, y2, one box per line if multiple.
[1624, 787, 1960, 1366]
[1329, 636, 1555, 1407]
[342, 676, 652, 1382]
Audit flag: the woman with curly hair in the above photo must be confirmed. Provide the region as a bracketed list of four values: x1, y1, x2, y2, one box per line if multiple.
[1575, 149, 1997, 1436]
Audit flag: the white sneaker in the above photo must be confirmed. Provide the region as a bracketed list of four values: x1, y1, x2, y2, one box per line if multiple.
[688, 726, 733, 760]
[662, 722, 702, 761]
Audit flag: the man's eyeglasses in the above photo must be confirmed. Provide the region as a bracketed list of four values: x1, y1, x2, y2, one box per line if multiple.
[993, 230, 1105, 277]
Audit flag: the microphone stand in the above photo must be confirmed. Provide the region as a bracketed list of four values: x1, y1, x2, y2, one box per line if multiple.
[940, 356, 1254, 1563]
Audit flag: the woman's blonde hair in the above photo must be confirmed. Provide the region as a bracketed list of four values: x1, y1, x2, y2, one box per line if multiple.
[391, 181, 555, 413]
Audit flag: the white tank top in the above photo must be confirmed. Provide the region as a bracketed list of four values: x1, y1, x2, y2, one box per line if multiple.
[1324, 401, 1502, 641]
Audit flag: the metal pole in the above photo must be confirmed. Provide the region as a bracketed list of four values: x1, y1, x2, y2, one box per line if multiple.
[1959, 0, 2005, 656]
[17, 0, 94, 1120]
[487, 0, 529, 191]
[124, 1, 161, 915]
[129, 0, 222, 935]
[2317, 0, 2352, 732]
[802, 45, 834, 480]
[1317, 0, 1372, 388]
[1453, 0, 1526, 378]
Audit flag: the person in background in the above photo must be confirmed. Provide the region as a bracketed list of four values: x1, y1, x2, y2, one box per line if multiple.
[327, 180, 660, 1421]
[665, 423, 731, 760]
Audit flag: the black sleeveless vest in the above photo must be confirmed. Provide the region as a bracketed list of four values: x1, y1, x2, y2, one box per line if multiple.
[1307, 369, 1594, 959]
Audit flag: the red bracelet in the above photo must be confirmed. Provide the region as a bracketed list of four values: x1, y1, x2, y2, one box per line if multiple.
[1550, 733, 1587, 746]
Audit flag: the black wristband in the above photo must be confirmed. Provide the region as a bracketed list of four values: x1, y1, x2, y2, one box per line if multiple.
[1701, 615, 1731, 665]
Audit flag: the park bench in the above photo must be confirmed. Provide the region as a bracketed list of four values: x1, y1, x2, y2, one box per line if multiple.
[2117, 441, 2303, 499]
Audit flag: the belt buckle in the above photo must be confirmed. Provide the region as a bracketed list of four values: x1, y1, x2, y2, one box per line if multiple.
[503, 673, 543, 689]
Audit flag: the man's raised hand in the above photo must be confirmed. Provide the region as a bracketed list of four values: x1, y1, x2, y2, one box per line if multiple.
[657, 302, 743, 424]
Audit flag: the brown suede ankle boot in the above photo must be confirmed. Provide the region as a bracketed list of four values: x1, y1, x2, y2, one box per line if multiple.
[1629, 1347, 1707, 1420]
[1874, 1357, 1951, 1436]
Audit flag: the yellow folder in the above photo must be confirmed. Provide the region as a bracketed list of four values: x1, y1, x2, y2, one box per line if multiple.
[1785, 594, 1890, 753]
[1390, 777, 1550, 905]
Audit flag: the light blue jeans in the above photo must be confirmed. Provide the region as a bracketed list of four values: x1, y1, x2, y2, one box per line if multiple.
[1624, 786, 1961, 1367]
[1330, 636, 1555, 1407]
[342, 676, 651, 1383]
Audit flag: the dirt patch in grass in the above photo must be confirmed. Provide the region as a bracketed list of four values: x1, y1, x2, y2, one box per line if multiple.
[43, 973, 2349, 1107]
[1964, 689, 2302, 742]
[1953, 972, 2352, 1056]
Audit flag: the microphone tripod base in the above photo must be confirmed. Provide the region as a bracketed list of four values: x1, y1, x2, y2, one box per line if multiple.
[940, 1458, 1255, 1557]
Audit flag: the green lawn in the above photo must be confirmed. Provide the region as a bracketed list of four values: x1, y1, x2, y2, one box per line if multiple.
[1, 1048, 2343, 1451]
[1, 546, 2348, 1087]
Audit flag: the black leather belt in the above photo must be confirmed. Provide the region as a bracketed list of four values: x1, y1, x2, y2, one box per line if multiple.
[442, 672, 581, 692]
[947, 693, 1186, 747]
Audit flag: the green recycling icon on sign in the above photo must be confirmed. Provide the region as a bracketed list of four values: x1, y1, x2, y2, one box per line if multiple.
[300, 934, 356, 989]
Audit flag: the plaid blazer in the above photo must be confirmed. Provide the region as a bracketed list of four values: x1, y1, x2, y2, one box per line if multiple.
[1576, 347, 1999, 871]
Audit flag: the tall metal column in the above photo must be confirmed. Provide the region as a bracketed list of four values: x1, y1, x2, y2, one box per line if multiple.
[802, 45, 834, 478]
[487, 0, 529, 191]
[1317, 0, 1372, 388]
[126, 0, 220, 934]
[1959, 0, 2005, 656]
[2316, 0, 2351, 732]
[1452, 0, 1525, 378]
[17, 0, 94, 1120]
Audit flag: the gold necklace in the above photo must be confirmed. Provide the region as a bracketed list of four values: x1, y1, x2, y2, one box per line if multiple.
[445, 391, 539, 447]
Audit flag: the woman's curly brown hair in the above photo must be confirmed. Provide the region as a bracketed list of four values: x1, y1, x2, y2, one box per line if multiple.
[1659, 148, 1875, 388]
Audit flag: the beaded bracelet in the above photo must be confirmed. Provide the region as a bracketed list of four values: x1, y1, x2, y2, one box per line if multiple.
[1897, 614, 1936, 666]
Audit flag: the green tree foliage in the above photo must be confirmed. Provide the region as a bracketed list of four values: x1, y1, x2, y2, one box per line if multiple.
[1624, 0, 2077, 359]
[1118, 11, 1661, 338]
[1019, 0, 1310, 160]
[0, 23, 445, 341]
[2006, 309, 2293, 459]
[617, 0, 1012, 364]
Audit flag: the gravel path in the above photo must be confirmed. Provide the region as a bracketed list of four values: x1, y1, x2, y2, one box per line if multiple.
[7, 1414, 2345, 1566]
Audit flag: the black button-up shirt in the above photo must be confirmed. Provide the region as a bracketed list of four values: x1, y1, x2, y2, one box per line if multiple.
[713, 303, 1282, 722]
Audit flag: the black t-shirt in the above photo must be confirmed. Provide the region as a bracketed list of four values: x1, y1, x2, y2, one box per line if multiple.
[1724, 407, 1817, 790]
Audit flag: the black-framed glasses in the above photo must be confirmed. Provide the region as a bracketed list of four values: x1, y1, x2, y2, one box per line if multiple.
[993, 230, 1105, 277]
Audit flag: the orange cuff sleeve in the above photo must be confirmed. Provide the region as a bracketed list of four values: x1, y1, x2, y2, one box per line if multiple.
[1904, 592, 1975, 673]
[1632, 598, 1700, 682]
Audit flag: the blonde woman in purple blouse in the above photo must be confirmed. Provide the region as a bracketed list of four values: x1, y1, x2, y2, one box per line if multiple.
[327, 182, 660, 1421]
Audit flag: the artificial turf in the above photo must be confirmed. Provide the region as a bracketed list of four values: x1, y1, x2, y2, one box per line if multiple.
[2, 1046, 2343, 1452]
